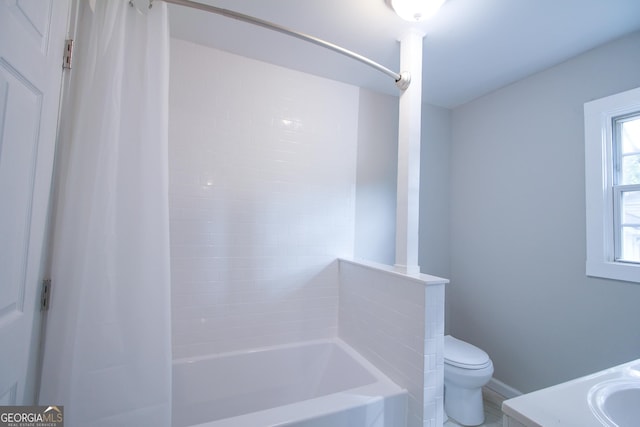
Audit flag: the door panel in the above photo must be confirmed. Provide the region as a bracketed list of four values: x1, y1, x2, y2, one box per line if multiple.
[10, 0, 52, 49]
[0, 0, 70, 404]
[0, 60, 42, 319]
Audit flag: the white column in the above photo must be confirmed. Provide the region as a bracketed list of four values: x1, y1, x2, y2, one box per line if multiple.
[395, 28, 424, 274]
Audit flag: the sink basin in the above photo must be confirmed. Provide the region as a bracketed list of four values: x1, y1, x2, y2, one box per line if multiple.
[589, 379, 640, 426]
[504, 360, 640, 427]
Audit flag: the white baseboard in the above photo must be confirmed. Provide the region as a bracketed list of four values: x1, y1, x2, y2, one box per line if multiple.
[486, 377, 522, 400]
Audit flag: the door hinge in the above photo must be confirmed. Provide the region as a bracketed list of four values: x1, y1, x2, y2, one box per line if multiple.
[63, 39, 74, 69]
[41, 279, 52, 311]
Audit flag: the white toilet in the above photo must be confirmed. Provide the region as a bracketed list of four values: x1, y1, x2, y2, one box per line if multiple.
[444, 335, 494, 426]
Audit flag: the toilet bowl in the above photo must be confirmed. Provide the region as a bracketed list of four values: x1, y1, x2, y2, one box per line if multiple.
[444, 335, 494, 426]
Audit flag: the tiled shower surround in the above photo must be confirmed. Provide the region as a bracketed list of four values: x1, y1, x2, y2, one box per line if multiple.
[168, 38, 446, 427]
[169, 38, 359, 357]
[339, 259, 446, 427]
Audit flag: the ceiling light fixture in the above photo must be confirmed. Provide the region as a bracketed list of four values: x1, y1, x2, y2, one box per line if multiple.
[391, 0, 445, 22]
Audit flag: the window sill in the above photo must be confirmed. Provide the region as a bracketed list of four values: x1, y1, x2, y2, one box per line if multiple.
[586, 260, 640, 284]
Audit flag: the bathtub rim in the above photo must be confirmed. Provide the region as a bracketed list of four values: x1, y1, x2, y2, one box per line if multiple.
[172, 337, 408, 427]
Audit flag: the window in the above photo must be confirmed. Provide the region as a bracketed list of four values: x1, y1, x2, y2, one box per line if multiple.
[585, 87, 640, 283]
[614, 115, 640, 263]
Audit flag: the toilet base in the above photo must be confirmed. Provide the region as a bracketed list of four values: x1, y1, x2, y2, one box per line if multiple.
[444, 384, 484, 426]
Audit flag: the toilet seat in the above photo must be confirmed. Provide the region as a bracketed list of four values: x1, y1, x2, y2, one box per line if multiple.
[444, 335, 491, 370]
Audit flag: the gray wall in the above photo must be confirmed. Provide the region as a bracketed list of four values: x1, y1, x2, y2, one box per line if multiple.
[419, 104, 451, 280]
[354, 89, 452, 280]
[449, 31, 640, 393]
[355, 89, 398, 265]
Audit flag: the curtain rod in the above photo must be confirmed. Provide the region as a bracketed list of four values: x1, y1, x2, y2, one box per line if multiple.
[160, 0, 411, 90]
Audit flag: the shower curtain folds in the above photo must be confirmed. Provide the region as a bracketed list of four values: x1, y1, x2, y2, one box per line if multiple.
[39, 1, 172, 426]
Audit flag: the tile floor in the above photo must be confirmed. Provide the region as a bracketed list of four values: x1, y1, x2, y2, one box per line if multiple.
[444, 390, 505, 427]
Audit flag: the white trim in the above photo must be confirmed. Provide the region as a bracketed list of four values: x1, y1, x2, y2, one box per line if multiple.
[339, 257, 449, 286]
[584, 86, 640, 284]
[486, 378, 522, 400]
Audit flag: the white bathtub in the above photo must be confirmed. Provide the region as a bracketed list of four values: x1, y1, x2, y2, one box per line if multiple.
[172, 339, 407, 427]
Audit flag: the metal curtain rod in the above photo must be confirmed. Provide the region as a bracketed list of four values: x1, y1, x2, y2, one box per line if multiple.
[161, 0, 411, 90]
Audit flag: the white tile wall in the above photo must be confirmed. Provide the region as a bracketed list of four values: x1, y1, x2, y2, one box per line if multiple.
[338, 259, 447, 427]
[169, 38, 359, 358]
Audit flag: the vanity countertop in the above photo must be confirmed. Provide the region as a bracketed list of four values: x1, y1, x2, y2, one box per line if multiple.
[502, 358, 640, 427]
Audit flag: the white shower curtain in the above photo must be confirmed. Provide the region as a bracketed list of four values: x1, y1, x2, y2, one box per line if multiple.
[39, 1, 172, 426]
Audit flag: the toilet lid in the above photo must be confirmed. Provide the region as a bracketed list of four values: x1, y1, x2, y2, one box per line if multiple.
[444, 335, 491, 369]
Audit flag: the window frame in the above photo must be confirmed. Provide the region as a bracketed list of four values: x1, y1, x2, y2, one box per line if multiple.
[584, 86, 640, 283]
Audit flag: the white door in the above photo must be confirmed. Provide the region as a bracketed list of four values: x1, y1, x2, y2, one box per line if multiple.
[0, 0, 70, 404]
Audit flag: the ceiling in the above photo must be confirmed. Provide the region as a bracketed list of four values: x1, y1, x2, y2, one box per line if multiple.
[168, 0, 640, 108]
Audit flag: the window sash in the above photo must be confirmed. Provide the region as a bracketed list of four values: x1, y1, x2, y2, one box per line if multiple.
[614, 113, 640, 186]
[613, 184, 640, 263]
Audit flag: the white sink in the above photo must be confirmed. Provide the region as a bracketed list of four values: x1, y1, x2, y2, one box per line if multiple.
[503, 360, 640, 427]
[589, 379, 640, 427]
